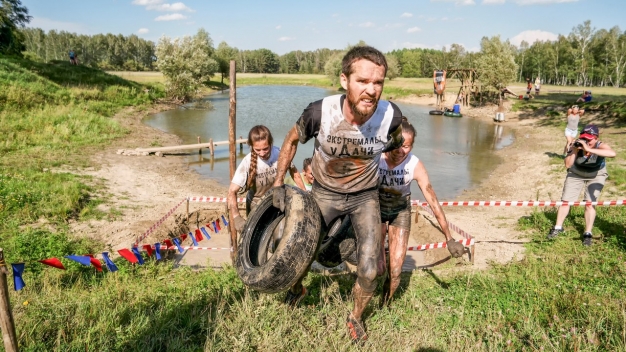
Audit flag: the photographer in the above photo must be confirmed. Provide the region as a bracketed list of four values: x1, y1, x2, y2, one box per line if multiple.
[547, 124, 616, 246]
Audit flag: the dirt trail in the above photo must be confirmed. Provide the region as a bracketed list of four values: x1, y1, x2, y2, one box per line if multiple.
[65, 93, 588, 270]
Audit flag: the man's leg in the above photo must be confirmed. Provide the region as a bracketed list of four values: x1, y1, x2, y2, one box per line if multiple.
[583, 171, 607, 235]
[383, 225, 410, 305]
[584, 205, 596, 233]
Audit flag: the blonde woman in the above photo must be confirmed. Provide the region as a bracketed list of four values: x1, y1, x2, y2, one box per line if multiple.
[563, 105, 585, 156]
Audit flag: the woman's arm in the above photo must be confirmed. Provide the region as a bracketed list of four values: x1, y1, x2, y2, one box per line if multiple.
[288, 164, 306, 190]
[581, 141, 616, 158]
[414, 161, 453, 241]
[227, 182, 243, 221]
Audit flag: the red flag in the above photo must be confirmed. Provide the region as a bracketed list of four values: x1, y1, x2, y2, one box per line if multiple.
[85, 254, 103, 272]
[118, 248, 138, 264]
[163, 239, 174, 249]
[216, 219, 222, 231]
[195, 228, 203, 242]
[205, 224, 214, 233]
[38, 258, 66, 270]
[143, 244, 153, 257]
[181, 233, 188, 242]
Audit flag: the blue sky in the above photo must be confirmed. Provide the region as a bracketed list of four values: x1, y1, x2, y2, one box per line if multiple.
[23, 0, 625, 55]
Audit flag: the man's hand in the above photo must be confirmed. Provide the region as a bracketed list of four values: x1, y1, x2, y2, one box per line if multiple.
[447, 240, 465, 258]
[234, 216, 246, 232]
[272, 185, 286, 212]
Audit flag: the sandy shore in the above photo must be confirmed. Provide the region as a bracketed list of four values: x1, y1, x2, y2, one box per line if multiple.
[66, 92, 588, 270]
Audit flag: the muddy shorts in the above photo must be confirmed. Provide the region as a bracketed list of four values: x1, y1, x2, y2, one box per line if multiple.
[561, 167, 608, 202]
[380, 195, 412, 231]
[312, 182, 381, 293]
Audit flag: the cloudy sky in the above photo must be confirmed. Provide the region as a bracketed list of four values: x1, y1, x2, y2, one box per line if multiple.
[23, 0, 624, 54]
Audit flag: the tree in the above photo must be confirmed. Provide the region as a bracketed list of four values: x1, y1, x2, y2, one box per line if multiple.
[215, 41, 238, 83]
[155, 28, 218, 102]
[604, 26, 626, 87]
[0, 0, 31, 55]
[569, 20, 596, 86]
[385, 54, 400, 80]
[475, 35, 518, 91]
[324, 51, 344, 86]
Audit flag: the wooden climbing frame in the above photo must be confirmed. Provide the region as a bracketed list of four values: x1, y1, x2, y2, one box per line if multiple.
[446, 69, 481, 107]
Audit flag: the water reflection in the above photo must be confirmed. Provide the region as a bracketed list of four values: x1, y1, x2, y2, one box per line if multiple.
[143, 86, 514, 200]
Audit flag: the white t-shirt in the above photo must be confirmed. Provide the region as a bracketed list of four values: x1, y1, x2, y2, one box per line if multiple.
[378, 153, 420, 200]
[231, 146, 282, 203]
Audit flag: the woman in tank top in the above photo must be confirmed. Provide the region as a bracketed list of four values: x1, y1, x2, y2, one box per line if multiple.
[377, 117, 463, 305]
[227, 125, 305, 232]
[563, 105, 585, 155]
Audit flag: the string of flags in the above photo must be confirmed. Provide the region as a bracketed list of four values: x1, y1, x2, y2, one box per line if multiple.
[9, 214, 230, 292]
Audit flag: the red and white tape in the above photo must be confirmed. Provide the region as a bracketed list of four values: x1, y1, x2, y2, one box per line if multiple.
[411, 200, 626, 207]
[188, 196, 245, 203]
[133, 198, 187, 247]
[418, 205, 473, 240]
[407, 238, 474, 251]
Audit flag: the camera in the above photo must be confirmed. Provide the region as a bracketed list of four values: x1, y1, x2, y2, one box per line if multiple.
[573, 140, 584, 148]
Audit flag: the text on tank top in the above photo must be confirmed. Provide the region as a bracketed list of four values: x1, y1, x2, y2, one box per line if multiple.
[378, 154, 420, 200]
[231, 146, 281, 201]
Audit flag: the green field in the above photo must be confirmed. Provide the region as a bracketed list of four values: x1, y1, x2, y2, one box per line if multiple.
[2, 62, 625, 351]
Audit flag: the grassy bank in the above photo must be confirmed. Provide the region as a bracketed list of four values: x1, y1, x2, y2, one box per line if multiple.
[3, 65, 626, 351]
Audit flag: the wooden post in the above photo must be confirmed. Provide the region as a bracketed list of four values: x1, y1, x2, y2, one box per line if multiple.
[0, 248, 19, 352]
[228, 60, 238, 263]
[209, 138, 214, 156]
[239, 135, 243, 153]
[197, 136, 201, 155]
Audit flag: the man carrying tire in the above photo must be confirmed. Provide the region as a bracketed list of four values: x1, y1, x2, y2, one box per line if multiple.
[272, 46, 465, 343]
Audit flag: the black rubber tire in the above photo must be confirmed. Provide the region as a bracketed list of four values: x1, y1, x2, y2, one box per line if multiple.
[316, 216, 358, 268]
[429, 110, 444, 115]
[235, 185, 322, 293]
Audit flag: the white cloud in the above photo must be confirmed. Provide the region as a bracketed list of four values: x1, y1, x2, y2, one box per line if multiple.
[482, 0, 505, 3]
[133, 0, 194, 12]
[400, 42, 442, 50]
[28, 17, 89, 33]
[407, 27, 421, 33]
[359, 22, 375, 28]
[431, 0, 476, 5]
[154, 13, 187, 21]
[441, 16, 449, 20]
[514, 0, 577, 4]
[278, 36, 295, 41]
[510, 29, 558, 46]
[400, 12, 413, 18]
[137, 28, 149, 34]
[276, 25, 281, 30]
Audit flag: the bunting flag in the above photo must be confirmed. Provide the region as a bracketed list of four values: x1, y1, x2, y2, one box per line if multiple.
[221, 214, 229, 226]
[212, 221, 218, 233]
[163, 239, 174, 249]
[154, 243, 162, 260]
[216, 219, 222, 232]
[143, 244, 153, 257]
[173, 238, 184, 253]
[12, 263, 26, 291]
[102, 252, 119, 272]
[205, 223, 214, 233]
[38, 258, 66, 270]
[65, 255, 92, 266]
[181, 233, 188, 242]
[131, 247, 145, 265]
[118, 248, 139, 264]
[194, 228, 203, 242]
[190, 232, 198, 246]
[86, 254, 103, 272]
[200, 227, 211, 240]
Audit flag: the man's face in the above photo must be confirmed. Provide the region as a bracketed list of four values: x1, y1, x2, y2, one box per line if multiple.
[340, 59, 386, 120]
[303, 165, 314, 184]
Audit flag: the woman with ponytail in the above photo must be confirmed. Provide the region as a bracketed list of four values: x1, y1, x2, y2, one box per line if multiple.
[227, 125, 305, 232]
[378, 117, 464, 305]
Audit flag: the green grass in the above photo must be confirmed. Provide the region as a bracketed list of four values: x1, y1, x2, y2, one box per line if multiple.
[3, 64, 626, 351]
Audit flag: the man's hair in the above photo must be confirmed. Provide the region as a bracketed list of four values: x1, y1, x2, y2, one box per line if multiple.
[303, 157, 312, 170]
[341, 45, 387, 77]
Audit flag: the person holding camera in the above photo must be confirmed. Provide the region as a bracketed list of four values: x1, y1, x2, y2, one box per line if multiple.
[563, 105, 585, 156]
[547, 124, 616, 246]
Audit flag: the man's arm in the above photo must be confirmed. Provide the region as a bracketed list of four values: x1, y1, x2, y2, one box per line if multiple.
[273, 126, 300, 188]
[289, 166, 306, 191]
[414, 161, 453, 241]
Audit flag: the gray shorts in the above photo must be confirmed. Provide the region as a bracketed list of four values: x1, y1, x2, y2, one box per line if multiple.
[561, 167, 608, 202]
[312, 182, 381, 292]
[380, 195, 412, 231]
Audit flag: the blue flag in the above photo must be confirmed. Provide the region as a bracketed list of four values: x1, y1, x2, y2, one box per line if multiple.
[173, 238, 184, 253]
[65, 255, 92, 266]
[131, 247, 145, 265]
[12, 263, 26, 291]
[221, 214, 229, 226]
[212, 221, 218, 233]
[201, 227, 211, 240]
[154, 243, 162, 260]
[101, 252, 118, 272]
[190, 232, 198, 246]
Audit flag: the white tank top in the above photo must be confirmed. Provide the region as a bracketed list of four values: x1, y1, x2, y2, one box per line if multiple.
[378, 153, 420, 199]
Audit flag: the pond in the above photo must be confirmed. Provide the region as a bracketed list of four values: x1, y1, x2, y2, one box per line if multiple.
[144, 85, 514, 200]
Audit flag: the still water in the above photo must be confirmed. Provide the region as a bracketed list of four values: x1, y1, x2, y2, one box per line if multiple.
[144, 85, 514, 200]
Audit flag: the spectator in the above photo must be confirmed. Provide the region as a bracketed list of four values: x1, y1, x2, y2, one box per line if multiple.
[576, 90, 592, 103]
[563, 105, 585, 156]
[534, 76, 541, 95]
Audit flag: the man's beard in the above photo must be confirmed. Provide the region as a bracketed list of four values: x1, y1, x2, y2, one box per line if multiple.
[348, 95, 378, 119]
